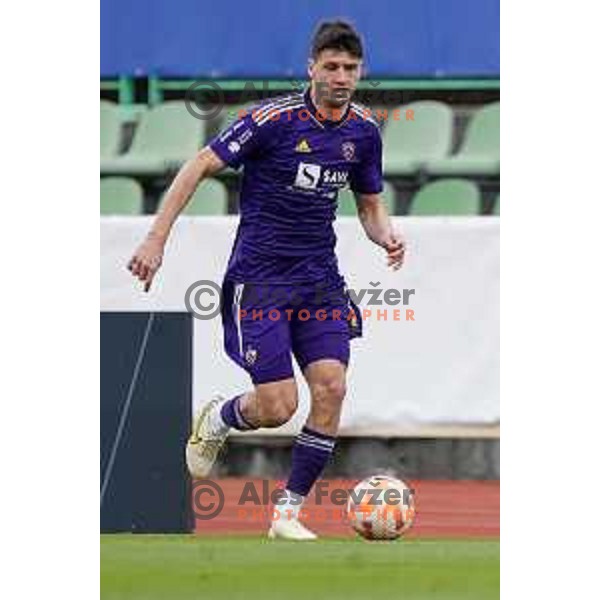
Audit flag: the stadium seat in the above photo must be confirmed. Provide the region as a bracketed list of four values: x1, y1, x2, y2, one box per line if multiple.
[425, 102, 500, 176]
[382, 101, 454, 176]
[337, 188, 357, 216]
[409, 179, 480, 216]
[181, 178, 228, 215]
[221, 102, 256, 127]
[337, 182, 395, 216]
[100, 177, 143, 215]
[100, 101, 204, 176]
[100, 100, 121, 158]
[493, 194, 500, 215]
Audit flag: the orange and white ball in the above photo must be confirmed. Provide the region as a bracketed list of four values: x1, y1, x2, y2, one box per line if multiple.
[347, 475, 415, 540]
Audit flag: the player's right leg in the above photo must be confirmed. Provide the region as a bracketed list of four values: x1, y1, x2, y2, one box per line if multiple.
[186, 281, 298, 478]
[185, 378, 297, 478]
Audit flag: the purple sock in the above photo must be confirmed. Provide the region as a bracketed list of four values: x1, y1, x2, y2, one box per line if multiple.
[286, 426, 336, 497]
[220, 394, 257, 431]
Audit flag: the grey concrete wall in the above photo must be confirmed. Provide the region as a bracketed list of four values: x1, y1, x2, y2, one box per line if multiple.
[216, 437, 499, 480]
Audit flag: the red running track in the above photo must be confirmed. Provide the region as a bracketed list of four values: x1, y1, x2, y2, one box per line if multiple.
[192, 479, 499, 538]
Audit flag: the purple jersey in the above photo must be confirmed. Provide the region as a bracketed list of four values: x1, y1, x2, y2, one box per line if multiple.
[209, 89, 383, 284]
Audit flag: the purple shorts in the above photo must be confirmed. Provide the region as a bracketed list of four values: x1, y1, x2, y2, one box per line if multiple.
[221, 279, 362, 384]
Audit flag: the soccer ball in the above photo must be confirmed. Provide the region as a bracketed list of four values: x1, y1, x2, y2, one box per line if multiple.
[347, 474, 415, 540]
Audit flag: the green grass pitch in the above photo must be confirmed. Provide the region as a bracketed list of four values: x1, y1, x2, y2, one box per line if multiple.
[101, 534, 499, 599]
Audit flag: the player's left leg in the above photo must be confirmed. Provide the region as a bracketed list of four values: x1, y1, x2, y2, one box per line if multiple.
[269, 359, 346, 540]
[287, 358, 346, 501]
[303, 358, 346, 435]
[269, 288, 356, 540]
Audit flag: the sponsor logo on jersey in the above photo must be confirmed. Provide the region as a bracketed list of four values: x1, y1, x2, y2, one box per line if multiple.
[228, 141, 241, 154]
[238, 129, 253, 145]
[322, 169, 349, 185]
[294, 162, 321, 189]
[294, 162, 349, 190]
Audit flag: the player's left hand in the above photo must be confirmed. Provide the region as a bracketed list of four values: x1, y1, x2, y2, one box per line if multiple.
[384, 232, 406, 271]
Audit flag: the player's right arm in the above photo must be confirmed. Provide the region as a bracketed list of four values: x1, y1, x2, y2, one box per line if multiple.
[128, 104, 278, 291]
[127, 146, 225, 292]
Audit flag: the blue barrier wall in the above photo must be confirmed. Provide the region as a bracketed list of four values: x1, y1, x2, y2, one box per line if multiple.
[101, 0, 499, 78]
[101, 313, 193, 532]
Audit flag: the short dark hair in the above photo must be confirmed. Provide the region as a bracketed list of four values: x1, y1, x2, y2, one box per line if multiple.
[311, 20, 363, 60]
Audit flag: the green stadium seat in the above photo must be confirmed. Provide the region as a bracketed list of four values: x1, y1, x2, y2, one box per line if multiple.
[409, 179, 480, 216]
[100, 177, 143, 215]
[337, 188, 357, 216]
[381, 181, 396, 210]
[425, 102, 500, 176]
[100, 100, 121, 159]
[181, 178, 228, 215]
[337, 188, 353, 216]
[337, 182, 395, 216]
[493, 194, 500, 215]
[100, 101, 205, 176]
[220, 102, 256, 127]
[382, 101, 453, 176]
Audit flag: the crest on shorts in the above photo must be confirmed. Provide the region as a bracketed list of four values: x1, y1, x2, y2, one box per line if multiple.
[341, 141, 355, 161]
[245, 346, 258, 365]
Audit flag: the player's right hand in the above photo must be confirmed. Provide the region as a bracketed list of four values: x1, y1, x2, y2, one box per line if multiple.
[127, 235, 165, 292]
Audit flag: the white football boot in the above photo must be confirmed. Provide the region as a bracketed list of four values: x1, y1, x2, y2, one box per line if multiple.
[268, 518, 318, 540]
[186, 395, 230, 478]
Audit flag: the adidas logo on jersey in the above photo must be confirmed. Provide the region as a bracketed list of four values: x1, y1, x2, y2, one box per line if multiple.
[295, 139, 312, 153]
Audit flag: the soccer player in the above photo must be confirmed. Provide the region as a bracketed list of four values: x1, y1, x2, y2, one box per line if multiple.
[128, 21, 406, 540]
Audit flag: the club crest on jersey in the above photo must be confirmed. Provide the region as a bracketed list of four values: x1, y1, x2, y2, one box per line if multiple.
[341, 141, 356, 161]
[295, 138, 312, 153]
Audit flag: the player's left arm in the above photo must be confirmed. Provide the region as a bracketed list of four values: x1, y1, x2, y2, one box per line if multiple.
[351, 125, 406, 270]
[356, 193, 406, 271]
